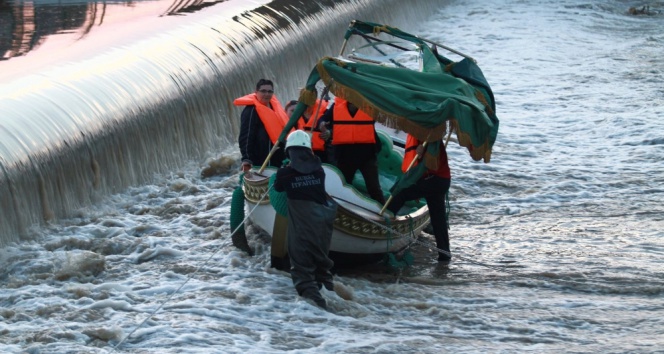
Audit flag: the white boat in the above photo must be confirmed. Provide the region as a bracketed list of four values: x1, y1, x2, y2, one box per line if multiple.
[233, 20, 499, 267]
[241, 131, 430, 265]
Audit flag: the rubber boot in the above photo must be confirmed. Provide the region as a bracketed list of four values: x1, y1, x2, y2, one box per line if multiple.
[301, 288, 327, 310]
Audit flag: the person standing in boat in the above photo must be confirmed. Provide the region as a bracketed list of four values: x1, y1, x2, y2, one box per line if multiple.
[273, 130, 338, 310]
[286, 99, 330, 163]
[317, 97, 386, 204]
[387, 134, 452, 262]
[285, 99, 298, 117]
[235, 79, 289, 172]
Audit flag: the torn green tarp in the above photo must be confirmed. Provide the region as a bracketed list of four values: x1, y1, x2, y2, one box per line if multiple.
[276, 20, 499, 202]
[387, 141, 441, 200]
[280, 56, 498, 165]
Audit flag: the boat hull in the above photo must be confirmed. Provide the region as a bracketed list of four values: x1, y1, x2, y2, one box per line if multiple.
[242, 164, 430, 259]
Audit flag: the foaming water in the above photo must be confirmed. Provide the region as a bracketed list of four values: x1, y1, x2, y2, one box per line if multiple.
[1, 0, 664, 353]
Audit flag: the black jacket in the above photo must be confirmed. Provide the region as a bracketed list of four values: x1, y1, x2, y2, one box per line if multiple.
[238, 105, 285, 168]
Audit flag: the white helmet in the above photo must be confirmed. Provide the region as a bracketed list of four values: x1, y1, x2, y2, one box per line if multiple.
[285, 130, 312, 151]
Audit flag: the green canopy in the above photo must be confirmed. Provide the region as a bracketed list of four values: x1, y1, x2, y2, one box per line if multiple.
[280, 57, 498, 162]
[276, 20, 499, 199]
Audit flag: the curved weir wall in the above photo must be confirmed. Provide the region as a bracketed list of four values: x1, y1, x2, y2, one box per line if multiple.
[0, 0, 447, 245]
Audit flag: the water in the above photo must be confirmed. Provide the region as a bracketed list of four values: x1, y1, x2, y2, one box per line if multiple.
[1, 0, 664, 353]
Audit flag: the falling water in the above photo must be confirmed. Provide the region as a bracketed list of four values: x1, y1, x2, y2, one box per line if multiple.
[0, 0, 449, 244]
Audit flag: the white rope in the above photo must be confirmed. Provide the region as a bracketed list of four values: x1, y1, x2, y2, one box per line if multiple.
[111, 180, 617, 351]
[110, 183, 273, 352]
[366, 214, 611, 291]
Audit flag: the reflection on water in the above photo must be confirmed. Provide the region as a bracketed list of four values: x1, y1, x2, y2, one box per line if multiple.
[0, 0, 234, 61]
[2, 1, 128, 60]
[163, 0, 228, 16]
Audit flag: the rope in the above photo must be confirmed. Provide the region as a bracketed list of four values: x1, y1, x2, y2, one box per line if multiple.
[331, 193, 606, 287]
[111, 180, 647, 352]
[110, 184, 274, 352]
[452, 209, 664, 225]
[357, 210, 619, 292]
[331, 187, 656, 290]
[384, 216, 415, 270]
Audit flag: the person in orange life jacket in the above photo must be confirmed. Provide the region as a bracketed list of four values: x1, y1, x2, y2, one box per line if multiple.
[387, 134, 452, 262]
[286, 99, 330, 163]
[285, 100, 298, 117]
[273, 130, 338, 310]
[236, 79, 288, 172]
[317, 97, 386, 204]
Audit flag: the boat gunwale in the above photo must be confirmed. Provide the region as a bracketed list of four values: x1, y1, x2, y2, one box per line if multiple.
[242, 169, 430, 240]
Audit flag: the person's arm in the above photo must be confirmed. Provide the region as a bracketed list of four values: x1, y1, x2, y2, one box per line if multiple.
[416, 144, 425, 156]
[238, 106, 258, 171]
[273, 168, 287, 192]
[317, 103, 334, 140]
[374, 128, 385, 153]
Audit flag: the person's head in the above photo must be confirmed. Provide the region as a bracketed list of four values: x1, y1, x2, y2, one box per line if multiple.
[285, 130, 312, 156]
[285, 100, 298, 117]
[255, 79, 274, 105]
[285, 130, 320, 173]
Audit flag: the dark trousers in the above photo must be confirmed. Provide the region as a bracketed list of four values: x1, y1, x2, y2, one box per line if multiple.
[387, 175, 451, 257]
[337, 156, 386, 204]
[287, 199, 338, 296]
[314, 150, 328, 164]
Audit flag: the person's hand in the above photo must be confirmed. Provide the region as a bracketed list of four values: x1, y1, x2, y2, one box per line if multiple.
[416, 144, 424, 156]
[318, 122, 330, 141]
[241, 162, 252, 173]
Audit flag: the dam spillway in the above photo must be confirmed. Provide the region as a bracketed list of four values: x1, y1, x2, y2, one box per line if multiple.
[0, 0, 448, 245]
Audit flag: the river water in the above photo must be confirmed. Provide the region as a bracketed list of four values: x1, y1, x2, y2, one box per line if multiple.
[1, 0, 663, 353]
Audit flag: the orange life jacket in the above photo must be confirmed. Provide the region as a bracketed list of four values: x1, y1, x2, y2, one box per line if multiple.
[301, 99, 328, 151]
[402, 134, 451, 178]
[331, 98, 376, 145]
[233, 93, 288, 144]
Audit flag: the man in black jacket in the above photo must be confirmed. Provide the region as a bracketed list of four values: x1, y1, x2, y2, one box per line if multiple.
[236, 79, 286, 171]
[274, 130, 337, 310]
[317, 98, 385, 204]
